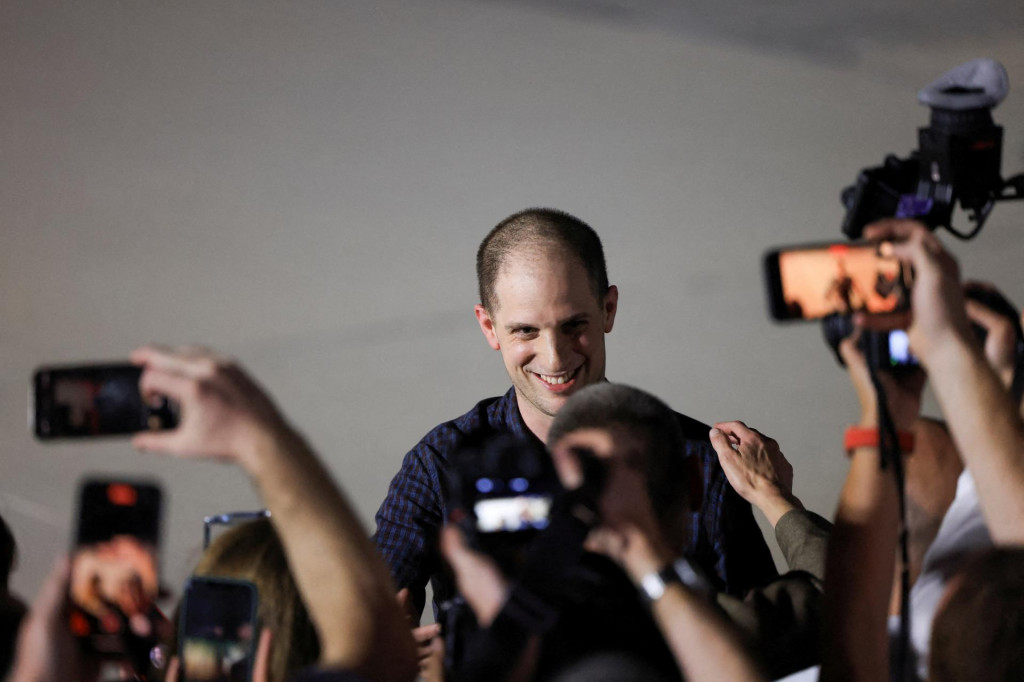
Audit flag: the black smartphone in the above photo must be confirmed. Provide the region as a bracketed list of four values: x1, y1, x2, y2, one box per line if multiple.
[69, 479, 163, 660]
[764, 241, 910, 321]
[179, 577, 259, 682]
[865, 329, 919, 370]
[31, 363, 178, 439]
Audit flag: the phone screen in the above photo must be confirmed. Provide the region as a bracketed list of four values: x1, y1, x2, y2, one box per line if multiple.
[764, 241, 909, 321]
[69, 480, 163, 658]
[32, 363, 177, 439]
[180, 577, 258, 682]
[474, 495, 552, 533]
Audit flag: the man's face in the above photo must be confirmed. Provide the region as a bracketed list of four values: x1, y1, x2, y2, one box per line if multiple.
[474, 250, 617, 436]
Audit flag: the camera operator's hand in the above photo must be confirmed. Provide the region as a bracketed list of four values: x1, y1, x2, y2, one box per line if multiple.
[131, 345, 296, 469]
[440, 525, 509, 628]
[839, 329, 925, 432]
[859, 220, 972, 365]
[709, 422, 802, 528]
[964, 281, 1019, 390]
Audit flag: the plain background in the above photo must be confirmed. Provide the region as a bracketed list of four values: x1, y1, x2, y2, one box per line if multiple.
[3, 0, 1024, 619]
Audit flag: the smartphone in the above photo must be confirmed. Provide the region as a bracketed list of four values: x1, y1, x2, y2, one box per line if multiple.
[865, 329, 920, 370]
[764, 241, 910, 321]
[31, 363, 178, 439]
[69, 479, 163, 659]
[179, 577, 259, 682]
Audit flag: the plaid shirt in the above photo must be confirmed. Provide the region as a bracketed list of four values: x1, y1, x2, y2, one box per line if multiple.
[372, 387, 778, 617]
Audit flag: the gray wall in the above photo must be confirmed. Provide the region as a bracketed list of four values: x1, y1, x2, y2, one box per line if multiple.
[3, 0, 1023, 611]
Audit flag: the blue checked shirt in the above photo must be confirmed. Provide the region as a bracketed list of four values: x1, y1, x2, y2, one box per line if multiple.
[372, 387, 778, 617]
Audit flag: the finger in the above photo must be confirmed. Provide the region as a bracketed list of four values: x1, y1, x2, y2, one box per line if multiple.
[708, 427, 731, 456]
[252, 628, 274, 682]
[862, 219, 929, 245]
[412, 623, 441, 644]
[131, 428, 189, 455]
[964, 298, 1010, 334]
[165, 656, 181, 682]
[138, 367, 197, 404]
[439, 525, 468, 568]
[131, 345, 222, 380]
[711, 421, 757, 445]
[838, 333, 867, 372]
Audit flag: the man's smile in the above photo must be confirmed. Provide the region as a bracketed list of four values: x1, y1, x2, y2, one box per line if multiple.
[530, 367, 580, 391]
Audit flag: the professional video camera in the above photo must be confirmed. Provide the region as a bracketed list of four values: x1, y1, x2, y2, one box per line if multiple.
[841, 58, 1024, 241]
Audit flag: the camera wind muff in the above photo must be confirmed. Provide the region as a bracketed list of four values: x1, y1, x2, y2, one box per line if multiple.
[841, 59, 1024, 241]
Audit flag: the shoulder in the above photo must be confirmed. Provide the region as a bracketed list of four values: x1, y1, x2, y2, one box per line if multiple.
[409, 389, 516, 462]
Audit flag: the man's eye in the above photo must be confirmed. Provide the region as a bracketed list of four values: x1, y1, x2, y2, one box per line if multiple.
[513, 327, 537, 336]
[563, 320, 587, 333]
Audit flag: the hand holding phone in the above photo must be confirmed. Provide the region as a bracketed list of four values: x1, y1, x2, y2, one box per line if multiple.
[69, 480, 164, 662]
[32, 363, 178, 439]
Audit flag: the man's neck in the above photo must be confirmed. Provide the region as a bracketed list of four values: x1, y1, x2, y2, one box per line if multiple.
[516, 397, 553, 444]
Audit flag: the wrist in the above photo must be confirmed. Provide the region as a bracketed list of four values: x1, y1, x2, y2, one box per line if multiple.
[236, 420, 306, 477]
[755, 491, 803, 528]
[621, 532, 674, 584]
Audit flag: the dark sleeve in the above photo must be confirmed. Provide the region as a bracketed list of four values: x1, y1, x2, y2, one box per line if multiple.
[774, 509, 832, 580]
[702, 444, 780, 595]
[716, 571, 824, 678]
[371, 441, 445, 618]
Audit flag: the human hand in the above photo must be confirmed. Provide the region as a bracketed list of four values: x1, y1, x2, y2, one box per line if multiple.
[963, 281, 1020, 389]
[412, 623, 444, 680]
[8, 557, 101, 682]
[709, 421, 801, 527]
[130, 345, 294, 469]
[858, 220, 972, 364]
[440, 525, 509, 628]
[839, 329, 926, 433]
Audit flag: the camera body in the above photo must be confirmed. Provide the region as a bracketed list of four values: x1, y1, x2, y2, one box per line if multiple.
[841, 59, 1014, 240]
[446, 432, 559, 574]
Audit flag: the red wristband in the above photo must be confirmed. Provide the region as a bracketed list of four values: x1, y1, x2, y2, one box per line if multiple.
[844, 426, 915, 455]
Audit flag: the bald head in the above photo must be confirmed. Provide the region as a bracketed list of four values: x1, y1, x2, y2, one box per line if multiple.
[476, 208, 609, 312]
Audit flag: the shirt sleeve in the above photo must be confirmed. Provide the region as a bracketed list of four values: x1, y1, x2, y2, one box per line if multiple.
[372, 440, 446, 618]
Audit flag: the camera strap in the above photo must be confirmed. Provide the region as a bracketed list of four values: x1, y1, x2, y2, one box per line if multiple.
[868, 366, 916, 682]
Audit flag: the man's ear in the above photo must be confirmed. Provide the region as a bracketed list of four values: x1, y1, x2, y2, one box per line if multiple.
[602, 285, 619, 333]
[474, 304, 501, 351]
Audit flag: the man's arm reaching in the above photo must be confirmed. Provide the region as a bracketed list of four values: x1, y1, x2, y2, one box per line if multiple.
[131, 345, 417, 682]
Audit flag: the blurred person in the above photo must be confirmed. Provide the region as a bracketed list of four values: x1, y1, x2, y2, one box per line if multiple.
[374, 207, 777, 627]
[131, 345, 417, 682]
[822, 219, 1024, 682]
[1, 513, 27, 678]
[928, 547, 1024, 682]
[169, 518, 320, 682]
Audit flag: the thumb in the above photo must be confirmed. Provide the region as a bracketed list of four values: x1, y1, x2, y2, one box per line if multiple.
[708, 427, 733, 458]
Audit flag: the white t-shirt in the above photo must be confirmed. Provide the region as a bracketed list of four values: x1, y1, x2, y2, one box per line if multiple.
[907, 468, 991, 678]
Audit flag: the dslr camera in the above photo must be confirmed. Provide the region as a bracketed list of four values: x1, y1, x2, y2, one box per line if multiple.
[841, 58, 1023, 241]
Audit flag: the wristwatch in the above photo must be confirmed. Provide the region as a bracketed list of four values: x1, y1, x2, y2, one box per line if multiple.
[639, 557, 714, 602]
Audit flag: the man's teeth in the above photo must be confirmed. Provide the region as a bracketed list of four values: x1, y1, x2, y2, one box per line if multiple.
[537, 370, 576, 385]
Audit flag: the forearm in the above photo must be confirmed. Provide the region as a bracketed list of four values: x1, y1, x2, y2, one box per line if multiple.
[652, 586, 764, 682]
[820, 447, 899, 682]
[241, 426, 416, 679]
[926, 335, 1024, 543]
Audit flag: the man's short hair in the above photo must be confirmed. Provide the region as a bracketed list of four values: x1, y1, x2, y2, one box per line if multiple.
[548, 383, 690, 533]
[476, 208, 609, 312]
[930, 547, 1024, 681]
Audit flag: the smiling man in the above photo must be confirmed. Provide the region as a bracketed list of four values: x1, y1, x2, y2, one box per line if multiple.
[372, 208, 776, 619]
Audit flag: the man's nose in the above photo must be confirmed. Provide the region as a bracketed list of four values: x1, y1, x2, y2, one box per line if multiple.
[539, 331, 571, 370]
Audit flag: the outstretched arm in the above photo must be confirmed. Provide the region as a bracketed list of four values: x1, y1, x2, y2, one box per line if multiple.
[861, 221, 1024, 544]
[131, 345, 416, 682]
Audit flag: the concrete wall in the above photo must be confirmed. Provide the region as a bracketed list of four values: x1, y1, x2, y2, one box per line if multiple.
[3, 0, 1023, 613]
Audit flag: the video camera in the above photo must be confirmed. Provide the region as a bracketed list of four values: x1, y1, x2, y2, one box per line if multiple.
[841, 59, 1024, 241]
